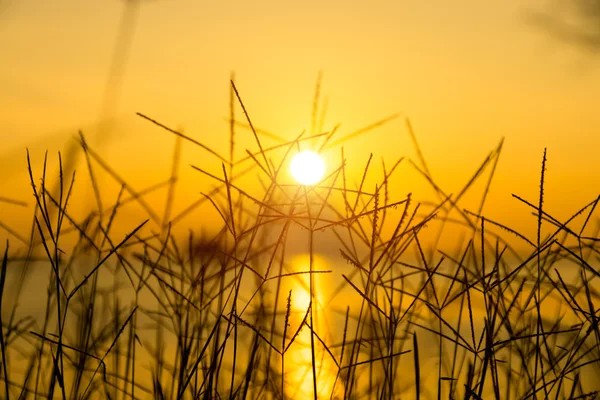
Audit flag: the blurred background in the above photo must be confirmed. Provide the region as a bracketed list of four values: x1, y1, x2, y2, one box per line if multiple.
[1, 0, 599, 248]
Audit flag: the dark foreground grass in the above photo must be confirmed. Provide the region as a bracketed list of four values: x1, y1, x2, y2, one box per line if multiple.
[1, 80, 599, 399]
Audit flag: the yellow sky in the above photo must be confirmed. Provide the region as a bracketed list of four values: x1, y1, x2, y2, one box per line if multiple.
[1, 0, 599, 247]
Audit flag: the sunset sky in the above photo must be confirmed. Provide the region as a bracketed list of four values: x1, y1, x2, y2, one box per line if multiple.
[1, 0, 599, 246]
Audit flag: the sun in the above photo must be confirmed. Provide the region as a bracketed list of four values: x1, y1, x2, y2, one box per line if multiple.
[290, 151, 325, 185]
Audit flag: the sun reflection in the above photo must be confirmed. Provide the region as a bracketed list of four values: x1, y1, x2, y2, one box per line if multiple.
[291, 285, 311, 312]
[283, 254, 344, 399]
[285, 328, 343, 399]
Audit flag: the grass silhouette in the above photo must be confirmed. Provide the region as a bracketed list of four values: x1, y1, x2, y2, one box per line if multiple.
[0, 79, 599, 400]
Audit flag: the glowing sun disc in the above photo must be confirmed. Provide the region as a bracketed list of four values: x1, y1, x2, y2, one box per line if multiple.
[290, 151, 325, 185]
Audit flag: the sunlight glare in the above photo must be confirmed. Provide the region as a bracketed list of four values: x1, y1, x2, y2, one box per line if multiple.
[290, 151, 325, 185]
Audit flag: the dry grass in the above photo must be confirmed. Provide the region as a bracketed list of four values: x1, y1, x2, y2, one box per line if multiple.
[0, 79, 599, 400]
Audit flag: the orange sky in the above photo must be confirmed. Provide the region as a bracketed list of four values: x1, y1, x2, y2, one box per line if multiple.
[1, 0, 599, 248]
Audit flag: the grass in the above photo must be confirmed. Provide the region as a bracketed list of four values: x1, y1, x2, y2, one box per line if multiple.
[0, 78, 599, 399]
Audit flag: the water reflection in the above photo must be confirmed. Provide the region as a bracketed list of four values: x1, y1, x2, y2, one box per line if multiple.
[282, 253, 344, 399]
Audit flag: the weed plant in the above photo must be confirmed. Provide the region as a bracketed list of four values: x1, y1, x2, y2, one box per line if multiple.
[0, 79, 599, 399]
